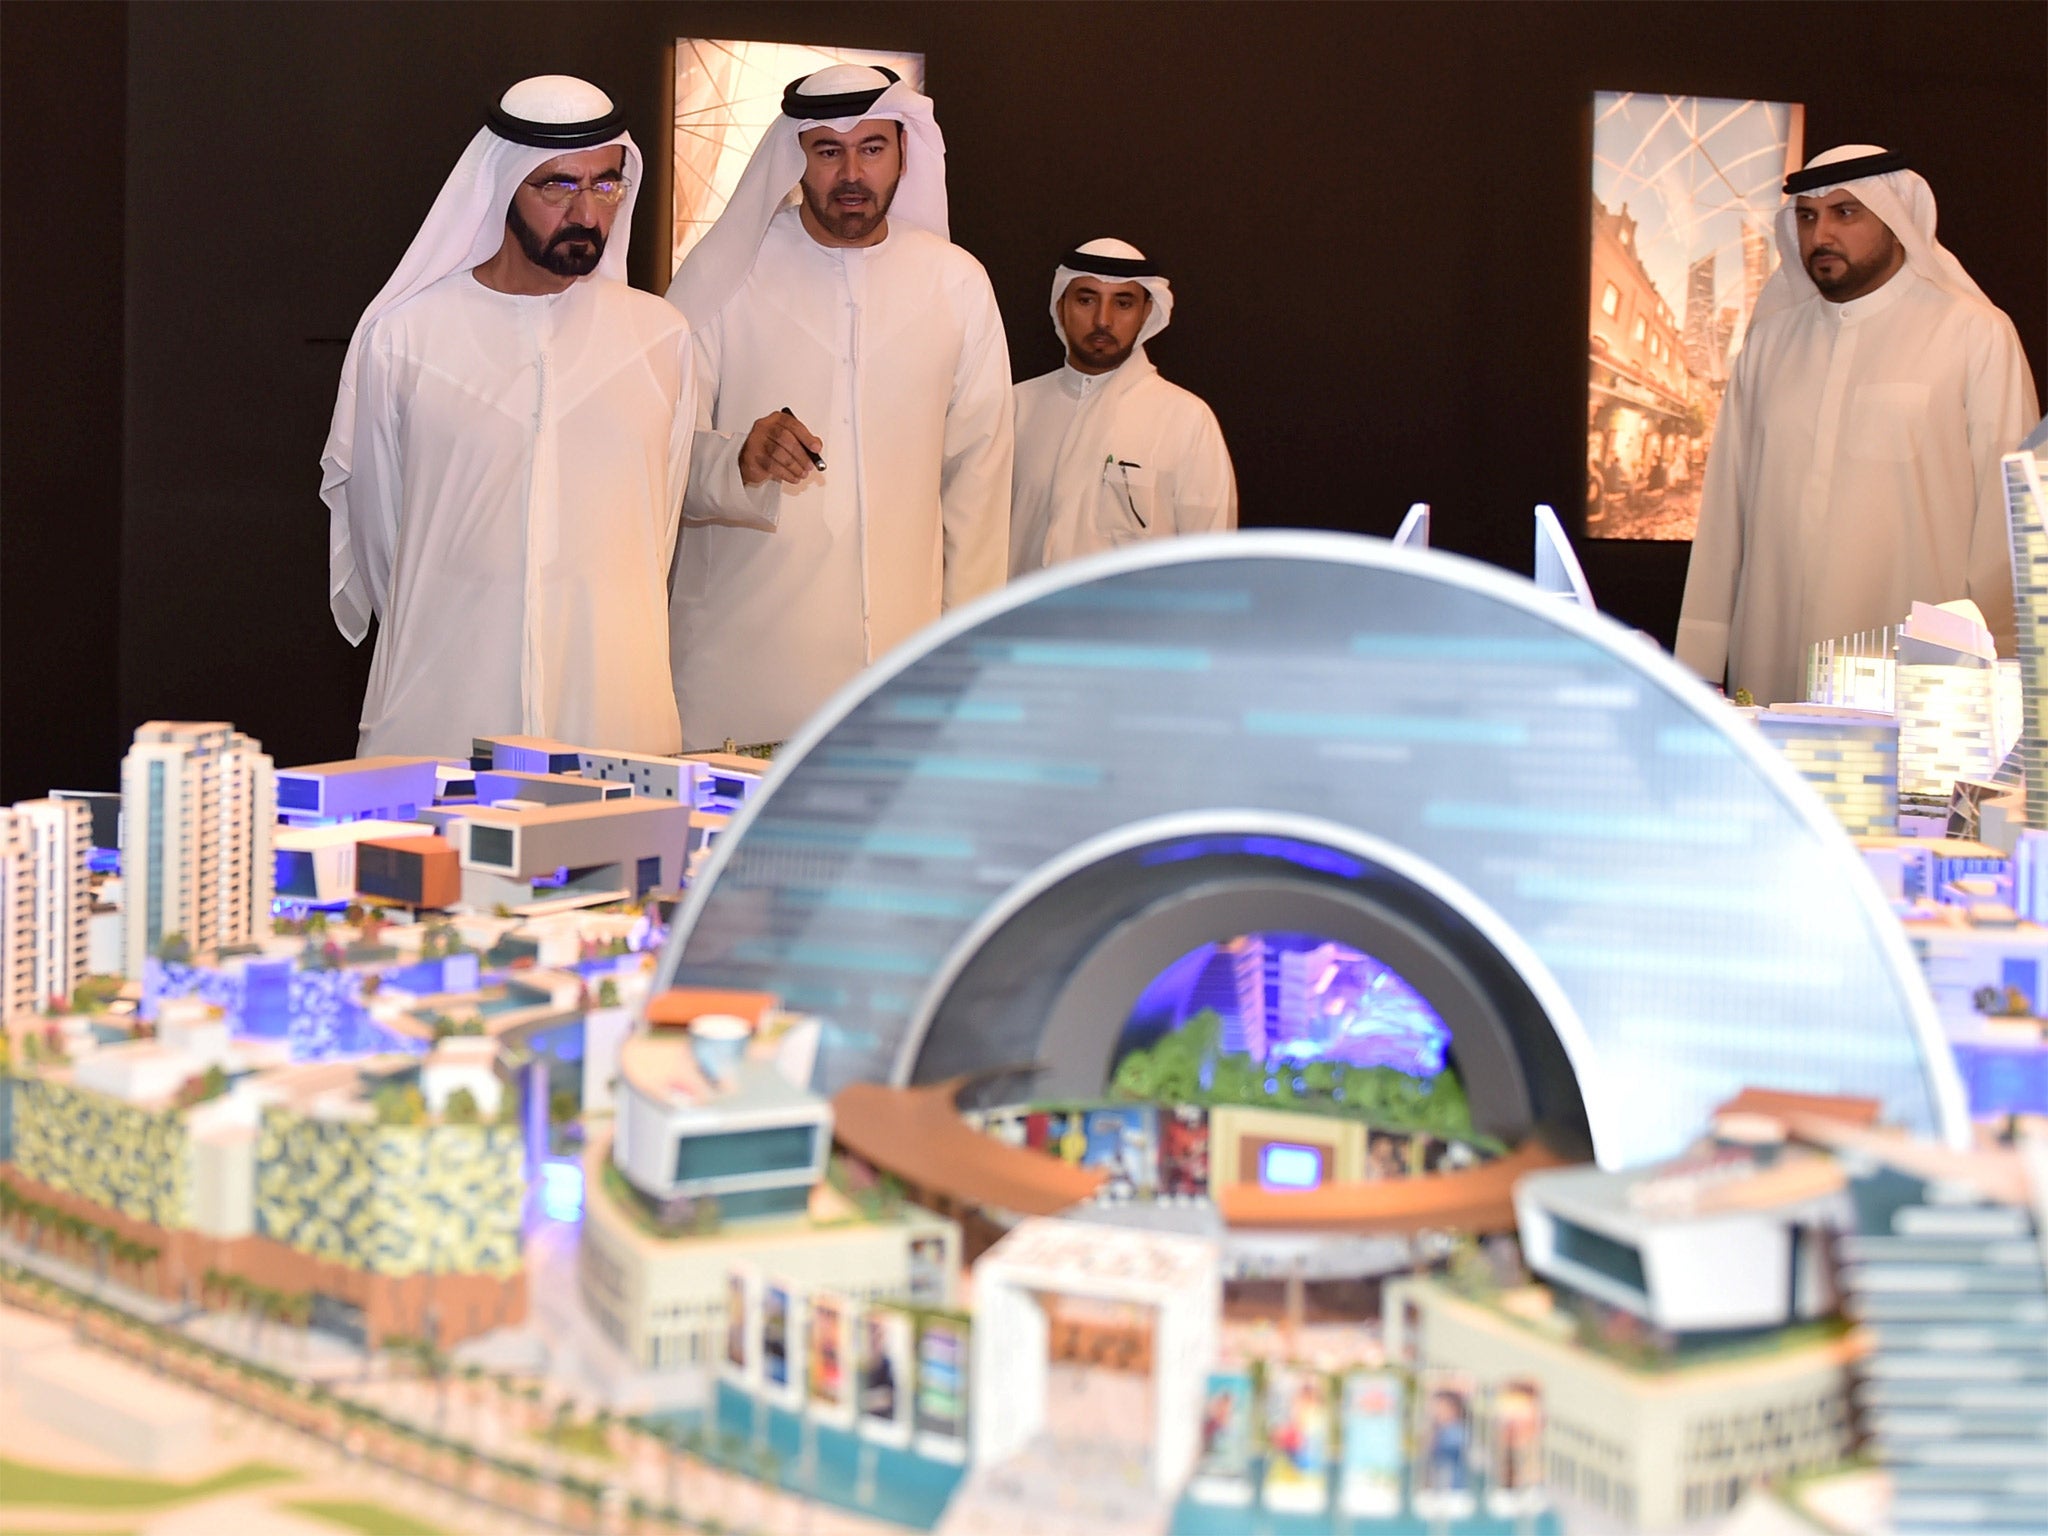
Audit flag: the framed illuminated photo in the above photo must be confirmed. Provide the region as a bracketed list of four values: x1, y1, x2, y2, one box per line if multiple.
[1586, 92, 1804, 541]
[673, 40, 926, 278]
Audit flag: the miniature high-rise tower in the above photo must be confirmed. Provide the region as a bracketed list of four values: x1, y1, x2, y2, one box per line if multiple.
[5, 799, 91, 1012]
[120, 722, 276, 975]
[2004, 450, 2048, 827]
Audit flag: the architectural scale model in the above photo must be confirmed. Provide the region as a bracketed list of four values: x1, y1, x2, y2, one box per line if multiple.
[6, 473, 2048, 1536]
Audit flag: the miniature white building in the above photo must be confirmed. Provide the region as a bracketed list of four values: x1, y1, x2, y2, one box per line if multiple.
[577, 749, 701, 803]
[69, 997, 235, 1104]
[1384, 1276, 1859, 1530]
[120, 722, 275, 974]
[10, 799, 91, 1014]
[1752, 707, 1899, 837]
[451, 797, 690, 912]
[0, 811, 36, 1019]
[578, 1130, 960, 1378]
[274, 817, 431, 905]
[1895, 661, 1997, 798]
[611, 1032, 831, 1221]
[273, 755, 439, 826]
[971, 1216, 1221, 1496]
[421, 1035, 502, 1118]
[1514, 1151, 1847, 1335]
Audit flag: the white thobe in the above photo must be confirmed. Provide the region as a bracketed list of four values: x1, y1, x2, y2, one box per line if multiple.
[1677, 267, 2039, 704]
[670, 205, 1013, 748]
[1009, 355, 1237, 576]
[347, 272, 694, 757]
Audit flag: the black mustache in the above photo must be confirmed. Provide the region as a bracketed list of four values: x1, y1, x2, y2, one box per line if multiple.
[550, 225, 602, 248]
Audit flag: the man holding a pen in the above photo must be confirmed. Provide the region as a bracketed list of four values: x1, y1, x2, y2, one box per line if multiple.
[1010, 239, 1237, 577]
[664, 65, 1013, 749]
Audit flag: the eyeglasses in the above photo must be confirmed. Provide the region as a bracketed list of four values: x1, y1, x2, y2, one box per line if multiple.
[523, 175, 632, 207]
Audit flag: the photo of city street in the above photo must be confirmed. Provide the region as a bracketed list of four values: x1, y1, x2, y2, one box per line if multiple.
[1586, 92, 1804, 541]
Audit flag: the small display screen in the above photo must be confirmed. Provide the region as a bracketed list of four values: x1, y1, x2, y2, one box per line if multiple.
[1260, 1142, 1325, 1190]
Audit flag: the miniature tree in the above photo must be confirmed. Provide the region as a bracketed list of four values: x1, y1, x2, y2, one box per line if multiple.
[374, 1082, 429, 1126]
[155, 932, 192, 964]
[595, 978, 620, 1009]
[444, 1087, 481, 1125]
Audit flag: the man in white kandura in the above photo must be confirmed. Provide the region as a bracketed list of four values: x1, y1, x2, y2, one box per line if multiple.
[1010, 239, 1236, 576]
[665, 65, 1013, 748]
[321, 76, 694, 758]
[1676, 144, 2039, 704]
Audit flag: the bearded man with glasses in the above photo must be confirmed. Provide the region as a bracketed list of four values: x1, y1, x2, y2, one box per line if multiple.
[321, 75, 696, 758]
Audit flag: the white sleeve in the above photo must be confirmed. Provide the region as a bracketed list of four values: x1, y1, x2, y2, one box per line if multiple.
[940, 278, 1016, 610]
[1675, 353, 1750, 687]
[1171, 403, 1238, 535]
[334, 323, 404, 645]
[662, 321, 697, 566]
[682, 309, 781, 530]
[1964, 310, 2041, 656]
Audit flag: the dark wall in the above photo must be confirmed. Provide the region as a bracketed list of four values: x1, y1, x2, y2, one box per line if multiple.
[2, 1, 128, 800]
[4, 1, 2044, 798]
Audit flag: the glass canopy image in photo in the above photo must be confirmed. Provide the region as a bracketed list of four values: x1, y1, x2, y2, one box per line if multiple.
[1586, 92, 1803, 542]
[672, 40, 926, 277]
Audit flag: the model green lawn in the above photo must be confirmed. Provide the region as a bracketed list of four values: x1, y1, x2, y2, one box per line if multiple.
[0, 1455, 292, 1507]
[285, 1498, 452, 1536]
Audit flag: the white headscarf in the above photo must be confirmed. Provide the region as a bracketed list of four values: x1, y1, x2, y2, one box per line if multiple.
[665, 64, 948, 329]
[1030, 240, 1180, 563]
[319, 75, 643, 643]
[1048, 237, 1174, 352]
[1750, 143, 1992, 330]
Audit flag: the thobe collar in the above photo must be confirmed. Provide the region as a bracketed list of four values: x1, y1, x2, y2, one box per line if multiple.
[788, 201, 897, 259]
[1818, 263, 1917, 327]
[1059, 360, 1120, 399]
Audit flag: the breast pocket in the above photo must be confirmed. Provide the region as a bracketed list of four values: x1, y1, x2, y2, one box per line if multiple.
[1844, 382, 1930, 464]
[1097, 460, 1167, 543]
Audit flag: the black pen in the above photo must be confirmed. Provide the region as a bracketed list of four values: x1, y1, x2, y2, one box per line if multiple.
[780, 407, 827, 472]
[1112, 458, 1147, 529]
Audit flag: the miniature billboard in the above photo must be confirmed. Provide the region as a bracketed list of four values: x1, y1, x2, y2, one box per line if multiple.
[1412, 1369, 1479, 1521]
[721, 1266, 757, 1387]
[1261, 1364, 1334, 1514]
[1338, 1370, 1406, 1517]
[807, 1291, 857, 1428]
[857, 1304, 916, 1447]
[1188, 1366, 1257, 1505]
[913, 1311, 971, 1462]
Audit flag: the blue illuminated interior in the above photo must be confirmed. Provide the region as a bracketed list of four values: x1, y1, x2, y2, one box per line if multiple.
[1135, 834, 1365, 881]
[1118, 931, 1452, 1079]
[1260, 1142, 1324, 1190]
[539, 1159, 584, 1223]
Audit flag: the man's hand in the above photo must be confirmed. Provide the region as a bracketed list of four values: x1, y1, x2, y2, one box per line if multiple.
[738, 411, 823, 488]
